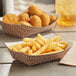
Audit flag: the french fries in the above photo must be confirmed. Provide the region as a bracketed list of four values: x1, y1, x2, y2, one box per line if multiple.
[20, 46, 30, 54]
[28, 50, 33, 55]
[23, 38, 33, 42]
[37, 34, 47, 43]
[32, 46, 37, 52]
[9, 34, 69, 55]
[35, 38, 44, 46]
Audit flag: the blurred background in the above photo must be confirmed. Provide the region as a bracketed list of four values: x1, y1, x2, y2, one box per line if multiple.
[0, 0, 55, 17]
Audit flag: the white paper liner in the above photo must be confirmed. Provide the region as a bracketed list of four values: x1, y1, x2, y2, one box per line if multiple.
[60, 41, 76, 66]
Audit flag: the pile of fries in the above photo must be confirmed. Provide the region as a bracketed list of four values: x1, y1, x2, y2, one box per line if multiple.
[9, 34, 69, 55]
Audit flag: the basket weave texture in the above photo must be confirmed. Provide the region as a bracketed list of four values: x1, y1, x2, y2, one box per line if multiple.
[0, 21, 56, 38]
[8, 47, 69, 66]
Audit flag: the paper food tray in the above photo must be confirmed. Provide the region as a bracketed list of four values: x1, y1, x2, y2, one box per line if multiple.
[5, 34, 71, 66]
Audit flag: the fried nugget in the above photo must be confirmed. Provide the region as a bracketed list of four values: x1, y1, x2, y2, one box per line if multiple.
[15, 21, 32, 26]
[50, 14, 57, 24]
[40, 12, 50, 27]
[2, 14, 19, 24]
[29, 15, 42, 27]
[19, 12, 29, 21]
[28, 5, 42, 16]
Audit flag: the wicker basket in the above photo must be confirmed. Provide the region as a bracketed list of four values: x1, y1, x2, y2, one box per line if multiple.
[0, 21, 56, 38]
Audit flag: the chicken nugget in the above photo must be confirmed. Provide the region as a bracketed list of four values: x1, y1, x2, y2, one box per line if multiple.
[28, 5, 42, 16]
[2, 14, 19, 24]
[29, 15, 42, 27]
[19, 12, 29, 21]
[40, 12, 50, 27]
[15, 21, 32, 26]
[50, 14, 57, 24]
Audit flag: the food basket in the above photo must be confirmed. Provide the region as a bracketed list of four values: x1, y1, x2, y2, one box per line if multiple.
[5, 41, 71, 66]
[0, 21, 56, 38]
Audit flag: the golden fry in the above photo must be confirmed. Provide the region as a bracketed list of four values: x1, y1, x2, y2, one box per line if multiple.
[32, 46, 37, 52]
[35, 38, 44, 46]
[37, 34, 47, 43]
[23, 38, 33, 42]
[14, 44, 22, 50]
[9, 44, 22, 51]
[33, 43, 49, 55]
[20, 46, 30, 54]
[26, 42, 33, 47]
[29, 15, 42, 27]
[9, 46, 18, 52]
[32, 41, 41, 50]
[55, 42, 65, 49]
[59, 41, 69, 48]
[21, 42, 27, 48]
[49, 36, 61, 42]
[46, 44, 63, 52]
[28, 50, 33, 55]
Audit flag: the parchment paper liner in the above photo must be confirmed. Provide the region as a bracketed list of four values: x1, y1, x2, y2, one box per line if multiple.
[5, 41, 71, 66]
[0, 21, 56, 38]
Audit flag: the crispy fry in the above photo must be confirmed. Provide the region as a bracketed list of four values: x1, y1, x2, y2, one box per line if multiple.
[46, 44, 63, 53]
[49, 36, 61, 42]
[9, 46, 18, 52]
[35, 38, 44, 46]
[26, 42, 33, 47]
[21, 42, 27, 48]
[32, 46, 37, 52]
[37, 34, 47, 43]
[57, 43, 65, 49]
[9, 44, 22, 51]
[33, 43, 49, 55]
[32, 41, 41, 50]
[14, 44, 22, 50]
[59, 41, 69, 48]
[23, 38, 33, 42]
[20, 46, 30, 54]
[28, 50, 33, 55]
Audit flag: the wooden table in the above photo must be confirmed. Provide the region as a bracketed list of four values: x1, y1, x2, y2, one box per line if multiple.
[1, 1, 76, 76]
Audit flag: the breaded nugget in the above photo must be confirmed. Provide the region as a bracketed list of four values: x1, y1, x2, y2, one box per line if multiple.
[15, 21, 32, 26]
[40, 12, 50, 27]
[19, 12, 29, 21]
[29, 15, 42, 27]
[28, 5, 42, 16]
[50, 14, 57, 24]
[2, 14, 19, 24]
